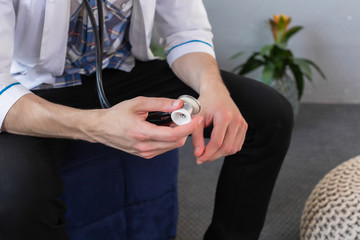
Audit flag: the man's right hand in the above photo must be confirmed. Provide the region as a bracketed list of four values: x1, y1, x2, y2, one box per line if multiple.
[84, 96, 203, 158]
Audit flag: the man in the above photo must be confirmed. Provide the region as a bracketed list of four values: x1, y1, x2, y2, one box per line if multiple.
[0, 0, 293, 239]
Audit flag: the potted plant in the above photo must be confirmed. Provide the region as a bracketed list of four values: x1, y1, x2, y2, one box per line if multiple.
[232, 14, 326, 114]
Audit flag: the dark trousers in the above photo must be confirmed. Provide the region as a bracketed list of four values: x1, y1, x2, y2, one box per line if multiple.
[0, 60, 293, 240]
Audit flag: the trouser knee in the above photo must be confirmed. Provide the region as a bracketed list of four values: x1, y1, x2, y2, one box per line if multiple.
[220, 71, 294, 134]
[220, 73, 294, 164]
[261, 88, 294, 138]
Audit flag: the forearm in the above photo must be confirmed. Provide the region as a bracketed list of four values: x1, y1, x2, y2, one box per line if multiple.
[1, 93, 98, 141]
[1, 94, 203, 159]
[171, 52, 229, 96]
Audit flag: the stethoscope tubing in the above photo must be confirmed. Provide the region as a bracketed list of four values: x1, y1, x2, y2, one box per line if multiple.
[83, 0, 174, 125]
[83, 0, 111, 108]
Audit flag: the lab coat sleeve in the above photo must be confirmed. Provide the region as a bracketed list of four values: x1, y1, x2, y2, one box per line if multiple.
[154, 0, 216, 66]
[0, 2, 32, 129]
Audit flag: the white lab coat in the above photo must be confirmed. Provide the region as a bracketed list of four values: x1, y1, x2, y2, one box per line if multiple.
[0, 0, 215, 127]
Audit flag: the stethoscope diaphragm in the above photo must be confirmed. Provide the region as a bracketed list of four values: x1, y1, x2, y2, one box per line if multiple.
[146, 95, 201, 126]
[171, 95, 201, 126]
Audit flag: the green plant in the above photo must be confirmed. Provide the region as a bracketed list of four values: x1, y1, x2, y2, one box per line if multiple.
[232, 14, 326, 99]
[150, 42, 166, 59]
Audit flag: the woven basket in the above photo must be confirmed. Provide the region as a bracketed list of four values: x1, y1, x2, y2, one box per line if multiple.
[300, 155, 360, 240]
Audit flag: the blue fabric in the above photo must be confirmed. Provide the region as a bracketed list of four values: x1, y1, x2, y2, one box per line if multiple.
[60, 141, 179, 240]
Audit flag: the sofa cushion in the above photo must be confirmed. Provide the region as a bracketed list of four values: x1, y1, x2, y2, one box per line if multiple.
[60, 141, 179, 240]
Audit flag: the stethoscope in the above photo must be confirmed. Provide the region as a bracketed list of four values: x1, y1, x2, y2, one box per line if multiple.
[83, 0, 201, 125]
[83, 0, 110, 109]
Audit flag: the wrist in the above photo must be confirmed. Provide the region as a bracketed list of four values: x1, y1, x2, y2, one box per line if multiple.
[199, 77, 230, 97]
[76, 109, 105, 143]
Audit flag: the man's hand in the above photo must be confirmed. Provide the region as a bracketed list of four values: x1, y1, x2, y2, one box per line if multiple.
[171, 52, 248, 164]
[192, 86, 247, 164]
[85, 96, 203, 159]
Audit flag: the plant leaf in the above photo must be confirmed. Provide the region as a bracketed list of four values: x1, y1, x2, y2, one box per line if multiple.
[232, 52, 264, 75]
[271, 44, 288, 56]
[260, 45, 273, 56]
[289, 63, 304, 99]
[150, 43, 166, 59]
[239, 59, 264, 75]
[230, 52, 245, 60]
[282, 26, 303, 44]
[261, 62, 275, 85]
[297, 58, 327, 79]
[294, 59, 312, 81]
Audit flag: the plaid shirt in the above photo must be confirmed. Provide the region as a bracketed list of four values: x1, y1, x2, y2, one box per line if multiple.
[36, 0, 134, 89]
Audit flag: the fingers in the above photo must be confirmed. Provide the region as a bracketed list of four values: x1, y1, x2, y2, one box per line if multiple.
[196, 115, 228, 163]
[209, 121, 247, 162]
[196, 114, 248, 163]
[219, 117, 247, 155]
[191, 122, 205, 162]
[235, 123, 247, 152]
[130, 116, 203, 159]
[142, 115, 203, 142]
[123, 115, 203, 159]
[133, 96, 183, 114]
[130, 136, 188, 159]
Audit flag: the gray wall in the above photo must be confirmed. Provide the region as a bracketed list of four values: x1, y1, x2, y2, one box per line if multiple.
[204, 0, 360, 103]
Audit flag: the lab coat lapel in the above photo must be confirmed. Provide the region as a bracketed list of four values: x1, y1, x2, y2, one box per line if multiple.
[38, 0, 70, 75]
[130, 0, 155, 61]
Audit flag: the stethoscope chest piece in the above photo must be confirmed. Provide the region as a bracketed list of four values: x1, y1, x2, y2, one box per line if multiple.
[171, 95, 201, 126]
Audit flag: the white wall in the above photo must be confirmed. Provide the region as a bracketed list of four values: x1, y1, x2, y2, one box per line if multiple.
[204, 0, 360, 103]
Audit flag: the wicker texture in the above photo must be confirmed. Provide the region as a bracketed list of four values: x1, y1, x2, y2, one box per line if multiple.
[300, 156, 360, 240]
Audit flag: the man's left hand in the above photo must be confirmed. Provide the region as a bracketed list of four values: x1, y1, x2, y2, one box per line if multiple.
[191, 85, 248, 164]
